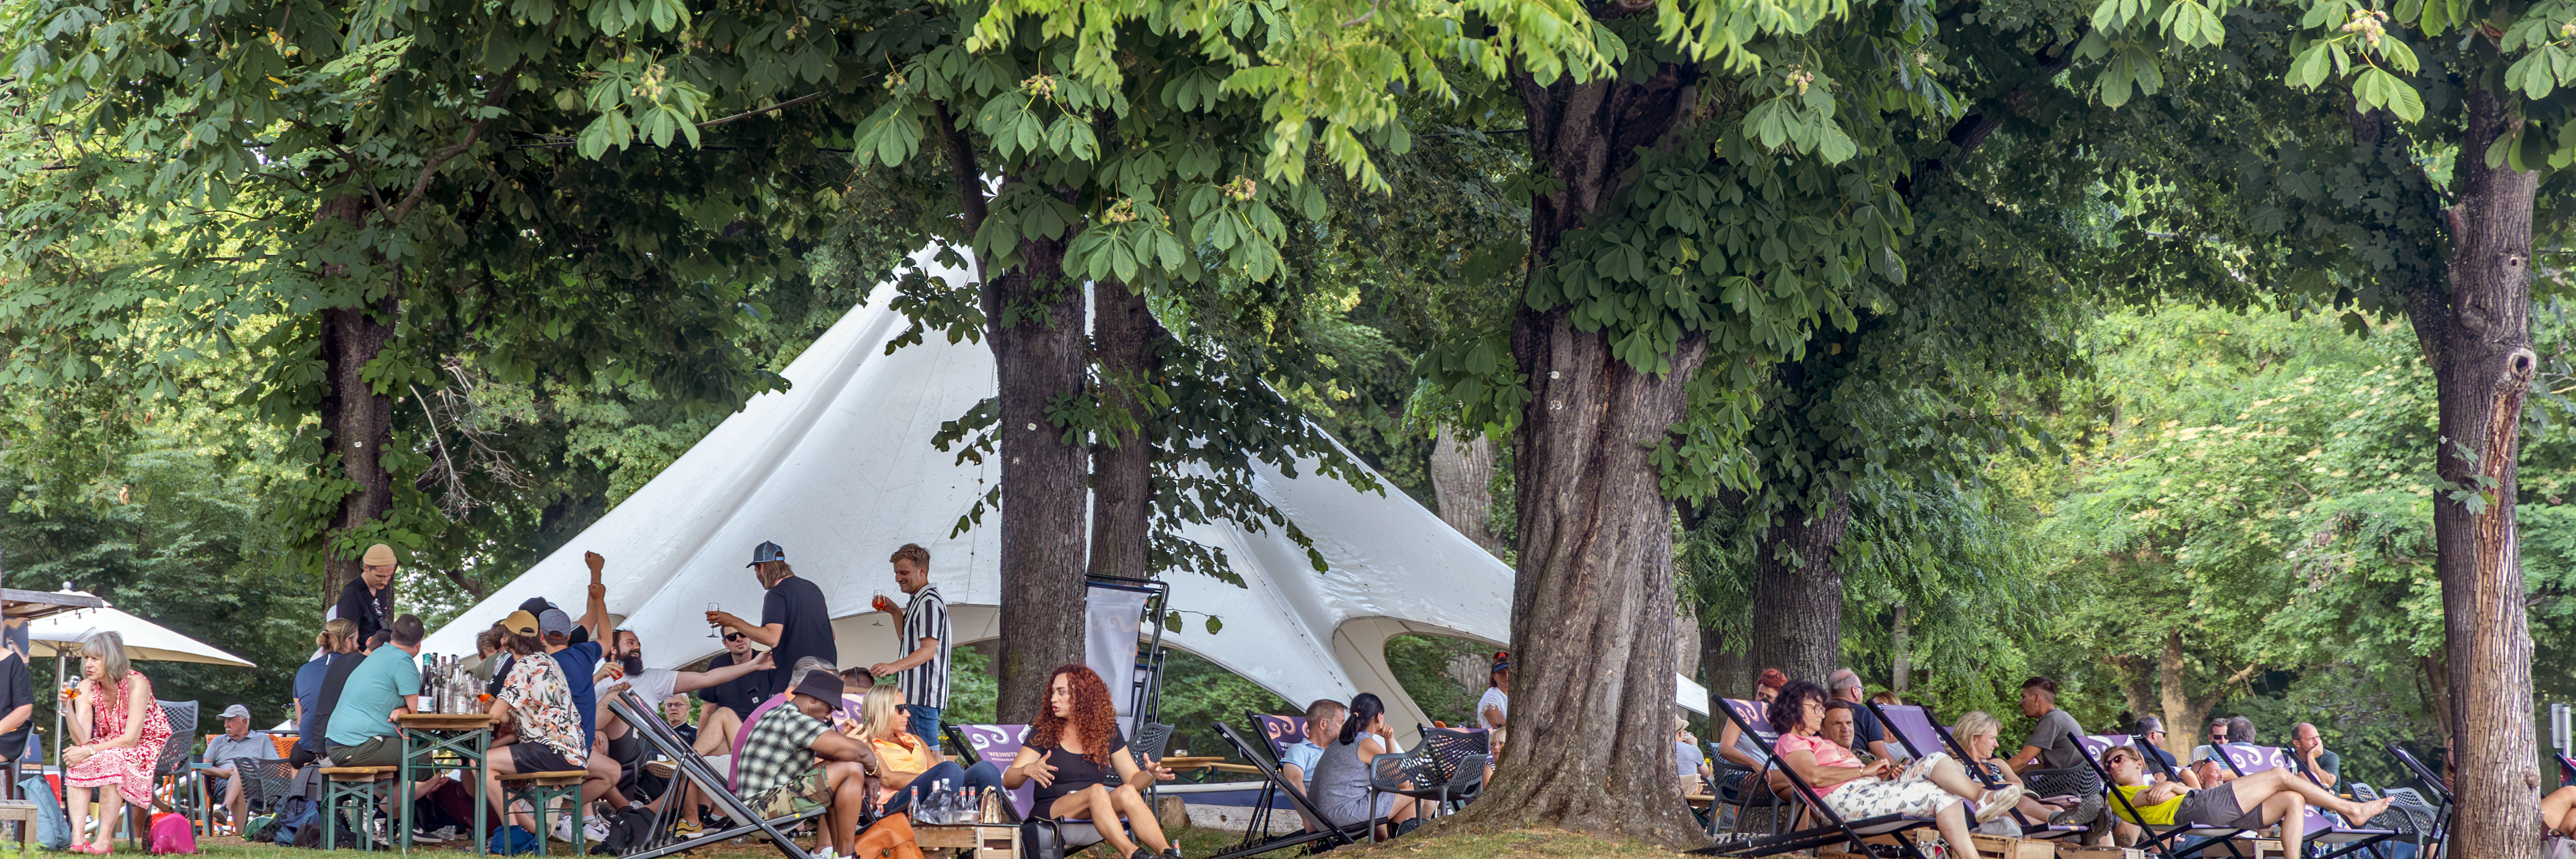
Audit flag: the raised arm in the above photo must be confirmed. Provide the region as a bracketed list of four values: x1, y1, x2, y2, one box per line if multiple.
[672, 651, 775, 695]
[581, 551, 610, 643]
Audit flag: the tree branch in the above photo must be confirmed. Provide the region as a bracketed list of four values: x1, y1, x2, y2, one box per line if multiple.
[387, 64, 522, 225]
[696, 91, 827, 129]
[933, 100, 989, 238]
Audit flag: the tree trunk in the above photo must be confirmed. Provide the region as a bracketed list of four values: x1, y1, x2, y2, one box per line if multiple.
[987, 179, 1092, 725]
[2410, 89, 2545, 859]
[1700, 618, 1737, 713]
[1889, 604, 1910, 693]
[2157, 632, 2214, 759]
[316, 191, 398, 604]
[2418, 650, 2455, 753]
[1672, 606, 1701, 684]
[1747, 490, 1852, 685]
[2111, 654, 2154, 732]
[1443, 61, 1706, 847]
[1088, 280, 1161, 582]
[1429, 426, 1501, 554]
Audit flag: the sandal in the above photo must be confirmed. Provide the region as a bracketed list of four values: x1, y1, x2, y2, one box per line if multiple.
[1975, 786, 2027, 823]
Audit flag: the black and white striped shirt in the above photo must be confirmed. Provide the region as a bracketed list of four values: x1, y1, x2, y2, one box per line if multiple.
[899, 586, 951, 710]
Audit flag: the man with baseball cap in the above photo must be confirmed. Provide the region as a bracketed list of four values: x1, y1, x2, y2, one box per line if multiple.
[200, 704, 276, 832]
[331, 544, 401, 645]
[706, 541, 834, 696]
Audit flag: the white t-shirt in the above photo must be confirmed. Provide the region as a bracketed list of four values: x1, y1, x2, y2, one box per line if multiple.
[604, 667, 679, 709]
[1476, 688, 1509, 730]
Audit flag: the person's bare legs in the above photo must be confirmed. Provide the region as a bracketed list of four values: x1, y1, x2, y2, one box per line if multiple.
[222, 775, 247, 832]
[583, 752, 624, 807]
[2221, 768, 2391, 822]
[1050, 786, 1137, 856]
[1931, 801, 1975, 851]
[1920, 756, 1992, 801]
[1107, 783, 1169, 853]
[2259, 792, 2307, 847]
[64, 785, 93, 848]
[486, 743, 527, 828]
[2544, 786, 2576, 835]
[91, 786, 125, 850]
[820, 761, 865, 857]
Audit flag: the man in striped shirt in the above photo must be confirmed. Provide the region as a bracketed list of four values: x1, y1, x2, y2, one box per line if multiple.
[869, 543, 951, 740]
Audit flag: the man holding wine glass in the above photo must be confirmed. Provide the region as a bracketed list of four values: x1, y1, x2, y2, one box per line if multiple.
[868, 543, 950, 741]
[704, 541, 835, 697]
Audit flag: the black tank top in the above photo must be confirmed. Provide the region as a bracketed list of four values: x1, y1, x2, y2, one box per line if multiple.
[1029, 728, 1127, 809]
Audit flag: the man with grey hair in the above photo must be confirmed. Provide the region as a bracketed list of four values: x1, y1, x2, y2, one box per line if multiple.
[2290, 722, 2339, 789]
[1824, 667, 1893, 762]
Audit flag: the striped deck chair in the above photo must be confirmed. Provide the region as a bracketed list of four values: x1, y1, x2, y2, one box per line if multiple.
[1207, 722, 1376, 859]
[603, 689, 823, 859]
[2079, 735, 2266, 859]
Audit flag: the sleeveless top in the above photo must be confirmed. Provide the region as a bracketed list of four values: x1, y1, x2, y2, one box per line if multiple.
[1307, 737, 1373, 822]
[1028, 728, 1126, 809]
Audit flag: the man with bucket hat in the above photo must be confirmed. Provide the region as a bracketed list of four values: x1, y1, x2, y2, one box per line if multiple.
[331, 543, 400, 644]
[706, 541, 835, 695]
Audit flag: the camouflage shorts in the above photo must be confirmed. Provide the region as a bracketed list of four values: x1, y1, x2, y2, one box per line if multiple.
[747, 767, 829, 819]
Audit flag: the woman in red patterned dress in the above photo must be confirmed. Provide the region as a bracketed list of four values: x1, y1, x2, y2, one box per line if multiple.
[63, 632, 172, 855]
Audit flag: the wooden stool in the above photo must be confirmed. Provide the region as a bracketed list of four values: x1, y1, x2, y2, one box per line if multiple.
[499, 771, 590, 856]
[0, 799, 35, 849]
[319, 766, 397, 851]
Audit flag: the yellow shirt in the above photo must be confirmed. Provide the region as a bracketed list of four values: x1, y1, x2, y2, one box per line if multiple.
[2112, 784, 2184, 825]
[871, 733, 939, 775]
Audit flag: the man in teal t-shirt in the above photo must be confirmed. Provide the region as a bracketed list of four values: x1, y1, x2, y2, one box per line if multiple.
[325, 614, 427, 766]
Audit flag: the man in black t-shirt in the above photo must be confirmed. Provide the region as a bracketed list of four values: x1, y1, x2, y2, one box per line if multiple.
[331, 543, 400, 644]
[705, 541, 834, 694]
[0, 648, 35, 763]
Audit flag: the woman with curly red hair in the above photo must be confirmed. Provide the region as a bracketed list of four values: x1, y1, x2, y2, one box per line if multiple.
[1000, 665, 1178, 859]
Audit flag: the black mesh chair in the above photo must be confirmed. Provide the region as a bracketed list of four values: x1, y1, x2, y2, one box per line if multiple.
[127, 700, 196, 846]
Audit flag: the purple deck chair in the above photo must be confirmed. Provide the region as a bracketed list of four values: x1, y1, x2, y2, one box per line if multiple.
[1866, 702, 2081, 841]
[2212, 744, 2397, 859]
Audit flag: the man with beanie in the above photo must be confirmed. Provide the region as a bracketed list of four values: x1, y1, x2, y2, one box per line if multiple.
[706, 541, 833, 697]
[331, 544, 401, 645]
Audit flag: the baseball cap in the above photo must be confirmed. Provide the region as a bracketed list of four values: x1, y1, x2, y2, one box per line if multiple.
[790, 669, 842, 703]
[747, 541, 786, 567]
[362, 544, 398, 567]
[219, 704, 252, 719]
[536, 609, 573, 638]
[501, 611, 541, 636]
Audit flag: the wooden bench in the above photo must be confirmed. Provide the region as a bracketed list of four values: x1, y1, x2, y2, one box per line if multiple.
[0, 799, 35, 849]
[320, 766, 398, 851]
[500, 770, 592, 856]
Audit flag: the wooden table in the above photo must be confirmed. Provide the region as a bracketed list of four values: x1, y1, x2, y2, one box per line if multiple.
[1157, 756, 1228, 783]
[395, 713, 494, 855]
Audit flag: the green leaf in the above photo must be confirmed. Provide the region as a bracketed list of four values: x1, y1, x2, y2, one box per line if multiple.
[2378, 70, 2424, 121]
[2290, 44, 2332, 89]
[1203, 616, 1222, 634]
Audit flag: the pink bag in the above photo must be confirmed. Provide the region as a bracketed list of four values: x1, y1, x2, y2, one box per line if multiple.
[147, 811, 196, 854]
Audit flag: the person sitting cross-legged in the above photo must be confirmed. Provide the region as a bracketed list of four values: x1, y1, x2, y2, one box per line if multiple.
[1769, 680, 2025, 850]
[1002, 665, 1180, 859]
[854, 685, 1002, 812]
[734, 669, 881, 859]
[2100, 745, 2391, 850]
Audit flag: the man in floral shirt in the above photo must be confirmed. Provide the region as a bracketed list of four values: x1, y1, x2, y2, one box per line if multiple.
[735, 670, 878, 859]
[483, 610, 604, 832]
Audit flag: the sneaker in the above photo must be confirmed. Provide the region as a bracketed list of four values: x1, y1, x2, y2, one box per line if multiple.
[811, 849, 836, 859]
[1975, 786, 2028, 823]
[582, 815, 612, 843]
[411, 828, 448, 844]
[1130, 849, 1156, 859]
[670, 820, 704, 837]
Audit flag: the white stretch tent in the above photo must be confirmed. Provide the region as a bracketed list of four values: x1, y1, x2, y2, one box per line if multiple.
[422, 257, 1705, 731]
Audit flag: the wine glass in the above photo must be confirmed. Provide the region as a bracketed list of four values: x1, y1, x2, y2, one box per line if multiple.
[870, 592, 894, 627]
[707, 601, 722, 638]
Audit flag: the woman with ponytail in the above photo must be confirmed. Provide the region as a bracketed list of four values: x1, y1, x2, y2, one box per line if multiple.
[288, 619, 359, 765]
[1304, 693, 1427, 839]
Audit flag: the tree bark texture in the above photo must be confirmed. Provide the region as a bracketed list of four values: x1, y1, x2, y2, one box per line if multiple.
[1429, 426, 1502, 554]
[2154, 630, 2260, 759]
[1443, 62, 1707, 847]
[1747, 490, 1851, 685]
[1699, 618, 1738, 711]
[2409, 89, 2545, 859]
[1889, 604, 1910, 693]
[315, 191, 398, 604]
[987, 180, 1091, 725]
[1088, 280, 1162, 582]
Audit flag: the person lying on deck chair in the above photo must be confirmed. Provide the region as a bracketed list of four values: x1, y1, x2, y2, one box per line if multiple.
[1002, 664, 1180, 859]
[2100, 745, 2390, 850]
[1769, 680, 2024, 851]
[1952, 710, 2086, 826]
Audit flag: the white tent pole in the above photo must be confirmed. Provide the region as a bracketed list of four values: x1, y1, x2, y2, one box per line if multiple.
[50, 652, 61, 778]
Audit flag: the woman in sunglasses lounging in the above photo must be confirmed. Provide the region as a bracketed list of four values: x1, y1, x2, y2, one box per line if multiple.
[1770, 680, 2025, 851]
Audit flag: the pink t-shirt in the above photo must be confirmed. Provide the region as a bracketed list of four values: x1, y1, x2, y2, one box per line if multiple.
[1775, 732, 1864, 793]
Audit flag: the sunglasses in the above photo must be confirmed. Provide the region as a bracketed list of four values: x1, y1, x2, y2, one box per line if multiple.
[724, 633, 746, 642]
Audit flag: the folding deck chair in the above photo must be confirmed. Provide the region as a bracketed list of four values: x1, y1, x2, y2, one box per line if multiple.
[2387, 744, 2453, 859]
[1207, 722, 1377, 859]
[604, 689, 825, 859]
[1865, 701, 2083, 841]
[2074, 735, 2266, 859]
[944, 721, 1166, 857]
[1705, 699, 1791, 840]
[2207, 742, 2397, 859]
[1700, 699, 1936, 858]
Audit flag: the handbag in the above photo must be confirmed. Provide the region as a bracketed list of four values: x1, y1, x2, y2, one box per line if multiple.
[853, 813, 926, 859]
[1017, 818, 1063, 859]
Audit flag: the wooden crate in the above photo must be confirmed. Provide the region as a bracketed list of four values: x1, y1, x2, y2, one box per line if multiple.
[1960, 835, 2060, 859]
[2053, 846, 2145, 859]
[908, 823, 1018, 859]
